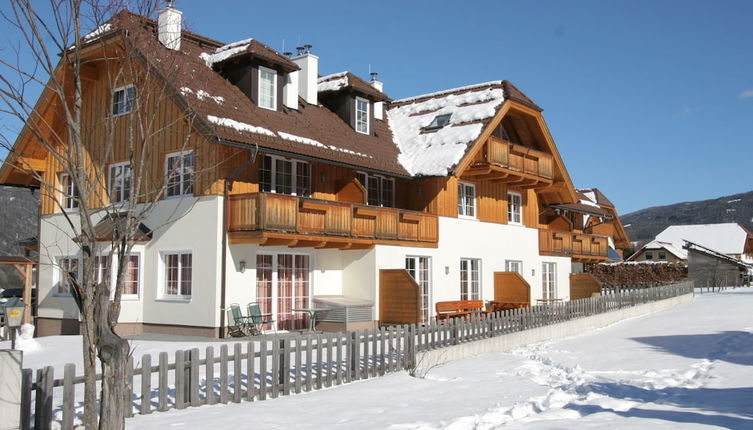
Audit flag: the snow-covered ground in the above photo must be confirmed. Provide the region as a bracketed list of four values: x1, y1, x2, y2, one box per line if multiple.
[6, 288, 752, 429]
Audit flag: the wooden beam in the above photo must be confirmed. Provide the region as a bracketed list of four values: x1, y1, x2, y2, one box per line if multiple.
[13, 156, 47, 172]
[23, 263, 32, 324]
[289, 240, 327, 248]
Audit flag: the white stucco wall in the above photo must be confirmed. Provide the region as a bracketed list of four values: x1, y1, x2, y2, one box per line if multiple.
[370, 217, 572, 318]
[37, 196, 223, 329]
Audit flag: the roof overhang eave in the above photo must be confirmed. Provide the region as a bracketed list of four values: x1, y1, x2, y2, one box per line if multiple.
[217, 138, 412, 179]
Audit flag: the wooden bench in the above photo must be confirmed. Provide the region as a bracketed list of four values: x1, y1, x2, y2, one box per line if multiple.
[435, 300, 486, 321]
[486, 301, 530, 312]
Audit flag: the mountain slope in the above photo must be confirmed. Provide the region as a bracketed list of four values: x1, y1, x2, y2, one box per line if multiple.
[0, 185, 38, 288]
[621, 190, 753, 244]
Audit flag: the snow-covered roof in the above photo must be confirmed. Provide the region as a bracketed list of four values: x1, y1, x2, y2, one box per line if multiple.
[656, 223, 751, 256]
[641, 240, 688, 260]
[318, 72, 349, 93]
[387, 83, 505, 176]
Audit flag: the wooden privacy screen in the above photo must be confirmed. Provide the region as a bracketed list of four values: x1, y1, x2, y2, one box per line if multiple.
[379, 269, 421, 325]
[570, 273, 603, 299]
[493, 272, 531, 304]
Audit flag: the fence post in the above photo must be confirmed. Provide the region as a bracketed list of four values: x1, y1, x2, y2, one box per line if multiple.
[61, 363, 75, 429]
[190, 348, 200, 407]
[0, 350, 23, 430]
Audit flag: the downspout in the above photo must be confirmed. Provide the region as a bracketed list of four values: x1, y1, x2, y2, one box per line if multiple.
[219, 144, 258, 338]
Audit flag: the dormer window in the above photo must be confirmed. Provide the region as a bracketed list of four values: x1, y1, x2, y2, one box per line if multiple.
[425, 113, 451, 131]
[258, 66, 277, 110]
[355, 96, 369, 134]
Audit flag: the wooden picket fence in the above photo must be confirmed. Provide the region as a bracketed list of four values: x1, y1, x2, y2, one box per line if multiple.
[21, 281, 693, 429]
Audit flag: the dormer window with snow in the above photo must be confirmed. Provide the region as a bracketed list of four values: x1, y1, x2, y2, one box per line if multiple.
[355, 97, 370, 134]
[258, 66, 277, 110]
[424, 113, 451, 131]
[112, 85, 135, 116]
[203, 38, 300, 112]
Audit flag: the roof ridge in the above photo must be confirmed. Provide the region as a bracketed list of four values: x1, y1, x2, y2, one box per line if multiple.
[393, 80, 504, 104]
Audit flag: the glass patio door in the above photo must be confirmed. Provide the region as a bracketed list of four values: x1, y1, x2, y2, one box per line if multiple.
[405, 256, 431, 323]
[256, 253, 311, 330]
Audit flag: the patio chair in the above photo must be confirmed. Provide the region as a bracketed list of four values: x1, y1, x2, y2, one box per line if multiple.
[226, 303, 249, 337]
[247, 302, 275, 335]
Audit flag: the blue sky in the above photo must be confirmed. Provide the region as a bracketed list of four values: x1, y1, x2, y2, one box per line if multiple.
[2, 0, 752, 214]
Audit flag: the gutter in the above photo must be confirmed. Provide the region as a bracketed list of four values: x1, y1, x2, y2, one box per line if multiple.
[219, 144, 258, 338]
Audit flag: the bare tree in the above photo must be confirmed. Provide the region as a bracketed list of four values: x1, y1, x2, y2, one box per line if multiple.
[0, 1, 216, 428]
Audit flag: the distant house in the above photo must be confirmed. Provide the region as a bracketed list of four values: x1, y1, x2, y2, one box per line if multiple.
[684, 240, 752, 288]
[628, 223, 753, 264]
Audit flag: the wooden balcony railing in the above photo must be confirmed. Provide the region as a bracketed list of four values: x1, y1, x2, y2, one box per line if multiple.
[487, 136, 554, 179]
[538, 229, 609, 261]
[228, 192, 439, 245]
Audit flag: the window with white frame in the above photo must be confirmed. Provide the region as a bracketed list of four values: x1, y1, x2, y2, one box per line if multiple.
[112, 85, 135, 116]
[508, 191, 523, 225]
[406, 256, 431, 322]
[505, 260, 523, 275]
[258, 66, 277, 110]
[259, 155, 310, 196]
[121, 254, 140, 296]
[355, 96, 369, 134]
[165, 151, 195, 197]
[56, 257, 79, 295]
[460, 258, 481, 300]
[542, 262, 557, 300]
[162, 251, 192, 299]
[457, 182, 476, 218]
[94, 253, 140, 298]
[94, 255, 110, 285]
[109, 162, 132, 203]
[59, 173, 78, 209]
[356, 171, 394, 207]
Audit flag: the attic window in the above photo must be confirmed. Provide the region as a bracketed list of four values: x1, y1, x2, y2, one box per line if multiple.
[425, 114, 451, 131]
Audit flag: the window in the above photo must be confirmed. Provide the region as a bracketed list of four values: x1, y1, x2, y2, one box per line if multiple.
[505, 260, 523, 275]
[355, 96, 370, 134]
[460, 258, 480, 300]
[457, 182, 476, 218]
[425, 113, 451, 131]
[94, 255, 110, 285]
[162, 252, 192, 299]
[256, 253, 310, 331]
[59, 173, 78, 209]
[260, 155, 310, 196]
[112, 85, 135, 116]
[508, 192, 523, 225]
[406, 256, 431, 322]
[109, 162, 132, 203]
[542, 262, 557, 300]
[658, 252, 667, 260]
[56, 257, 79, 295]
[122, 254, 140, 296]
[645, 252, 653, 260]
[356, 172, 395, 207]
[258, 66, 277, 110]
[165, 151, 195, 197]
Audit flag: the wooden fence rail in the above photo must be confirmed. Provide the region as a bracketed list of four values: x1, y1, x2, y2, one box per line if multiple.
[22, 281, 693, 429]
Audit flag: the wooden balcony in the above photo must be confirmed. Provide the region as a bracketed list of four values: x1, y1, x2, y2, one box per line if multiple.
[463, 136, 554, 187]
[228, 192, 439, 249]
[538, 229, 609, 262]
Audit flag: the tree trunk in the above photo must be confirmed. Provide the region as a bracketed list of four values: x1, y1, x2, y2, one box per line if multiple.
[95, 283, 131, 430]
